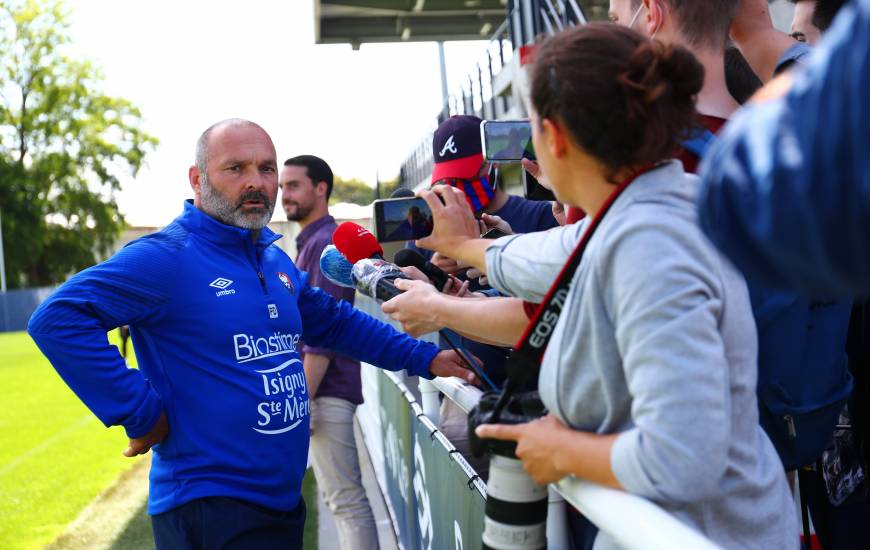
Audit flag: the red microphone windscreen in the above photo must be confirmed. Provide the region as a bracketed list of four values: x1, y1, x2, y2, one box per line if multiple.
[332, 222, 383, 264]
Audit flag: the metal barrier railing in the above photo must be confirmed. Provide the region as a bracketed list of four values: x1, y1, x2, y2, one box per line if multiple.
[354, 293, 721, 549]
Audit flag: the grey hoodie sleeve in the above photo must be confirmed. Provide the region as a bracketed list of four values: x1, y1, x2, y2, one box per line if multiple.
[485, 223, 584, 302]
[600, 214, 733, 504]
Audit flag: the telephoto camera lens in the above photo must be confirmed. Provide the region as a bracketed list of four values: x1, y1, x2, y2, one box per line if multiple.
[469, 391, 549, 549]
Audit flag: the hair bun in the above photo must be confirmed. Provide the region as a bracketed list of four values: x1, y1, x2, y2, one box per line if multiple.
[619, 41, 704, 119]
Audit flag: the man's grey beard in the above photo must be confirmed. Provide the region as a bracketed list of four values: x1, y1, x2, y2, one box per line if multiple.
[199, 172, 274, 229]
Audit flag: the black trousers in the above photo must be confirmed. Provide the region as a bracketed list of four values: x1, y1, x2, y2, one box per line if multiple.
[803, 470, 870, 550]
[567, 506, 598, 550]
[151, 496, 306, 550]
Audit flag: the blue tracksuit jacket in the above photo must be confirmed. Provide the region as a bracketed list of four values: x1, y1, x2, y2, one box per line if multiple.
[28, 201, 439, 514]
[698, 0, 870, 297]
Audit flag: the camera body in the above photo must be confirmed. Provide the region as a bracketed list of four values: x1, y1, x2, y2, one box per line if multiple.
[468, 390, 547, 458]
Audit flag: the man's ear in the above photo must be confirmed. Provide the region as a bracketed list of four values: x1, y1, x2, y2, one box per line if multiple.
[645, 0, 667, 37]
[315, 180, 329, 199]
[189, 166, 202, 195]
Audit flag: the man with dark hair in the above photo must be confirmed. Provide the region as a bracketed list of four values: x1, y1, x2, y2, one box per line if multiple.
[610, 0, 737, 47]
[27, 120, 474, 549]
[789, 0, 848, 44]
[282, 154, 334, 217]
[658, 0, 739, 48]
[279, 154, 378, 549]
[609, 0, 740, 163]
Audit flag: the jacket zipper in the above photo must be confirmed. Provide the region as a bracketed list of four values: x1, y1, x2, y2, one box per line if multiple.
[784, 414, 797, 438]
[257, 271, 266, 293]
[246, 238, 268, 295]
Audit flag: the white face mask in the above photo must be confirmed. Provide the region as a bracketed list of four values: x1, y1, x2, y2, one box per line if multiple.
[628, 2, 644, 29]
[628, 2, 659, 40]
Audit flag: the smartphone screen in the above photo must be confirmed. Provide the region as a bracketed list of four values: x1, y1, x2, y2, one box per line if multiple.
[481, 120, 536, 162]
[372, 197, 434, 243]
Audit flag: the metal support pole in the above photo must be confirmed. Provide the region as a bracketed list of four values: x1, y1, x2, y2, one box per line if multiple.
[477, 63, 487, 119]
[465, 82, 473, 114]
[523, 0, 536, 43]
[0, 207, 7, 292]
[487, 50, 496, 119]
[438, 41, 450, 117]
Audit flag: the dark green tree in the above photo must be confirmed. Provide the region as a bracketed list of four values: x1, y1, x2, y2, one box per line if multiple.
[329, 176, 375, 206]
[0, 0, 157, 288]
[327, 175, 402, 206]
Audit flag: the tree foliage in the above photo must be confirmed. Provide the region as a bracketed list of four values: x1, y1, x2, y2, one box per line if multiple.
[329, 177, 373, 207]
[0, 0, 157, 289]
[328, 175, 400, 206]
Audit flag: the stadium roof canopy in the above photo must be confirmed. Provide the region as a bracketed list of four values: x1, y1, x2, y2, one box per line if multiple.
[314, 0, 507, 48]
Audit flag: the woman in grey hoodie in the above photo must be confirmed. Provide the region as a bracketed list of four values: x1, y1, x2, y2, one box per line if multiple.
[411, 24, 798, 550]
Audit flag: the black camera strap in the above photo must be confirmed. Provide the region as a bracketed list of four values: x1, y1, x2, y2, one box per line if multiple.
[504, 165, 658, 385]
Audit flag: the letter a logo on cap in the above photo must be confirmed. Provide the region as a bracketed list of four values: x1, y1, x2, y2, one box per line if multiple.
[439, 135, 458, 157]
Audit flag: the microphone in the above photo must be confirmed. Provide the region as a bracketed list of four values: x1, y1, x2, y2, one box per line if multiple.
[350, 257, 500, 390]
[394, 249, 449, 290]
[351, 258, 410, 302]
[333, 222, 384, 263]
[319, 245, 355, 288]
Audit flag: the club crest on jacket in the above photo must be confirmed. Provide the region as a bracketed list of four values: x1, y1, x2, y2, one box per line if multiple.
[277, 272, 294, 294]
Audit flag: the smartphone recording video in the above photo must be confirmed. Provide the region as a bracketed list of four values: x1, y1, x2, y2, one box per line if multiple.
[372, 197, 434, 243]
[480, 120, 536, 162]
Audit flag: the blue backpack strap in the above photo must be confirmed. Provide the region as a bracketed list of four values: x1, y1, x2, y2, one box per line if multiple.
[681, 128, 717, 158]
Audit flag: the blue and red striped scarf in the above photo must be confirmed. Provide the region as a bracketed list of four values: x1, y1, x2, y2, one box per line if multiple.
[441, 174, 495, 212]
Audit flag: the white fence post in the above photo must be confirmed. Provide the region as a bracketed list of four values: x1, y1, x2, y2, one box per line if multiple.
[546, 486, 568, 550]
[418, 378, 441, 424]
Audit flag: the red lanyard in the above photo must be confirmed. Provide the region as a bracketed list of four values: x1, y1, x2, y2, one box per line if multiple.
[504, 164, 659, 386]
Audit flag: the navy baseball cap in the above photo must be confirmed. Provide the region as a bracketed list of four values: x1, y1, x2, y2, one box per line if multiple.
[431, 115, 485, 184]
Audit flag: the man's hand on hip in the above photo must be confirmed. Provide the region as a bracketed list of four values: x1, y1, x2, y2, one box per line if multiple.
[124, 411, 168, 457]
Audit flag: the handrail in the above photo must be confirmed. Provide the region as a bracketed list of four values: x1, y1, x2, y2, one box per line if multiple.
[426, 375, 723, 549]
[430, 376, 483, 415]
[355, 294, 724, 549]
[383, 371, 488, 498]
[555, 478, 723, 550]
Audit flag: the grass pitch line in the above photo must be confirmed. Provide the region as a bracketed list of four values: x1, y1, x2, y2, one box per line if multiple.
[0, 414, 91, 477]
[46, 455, 152, 550]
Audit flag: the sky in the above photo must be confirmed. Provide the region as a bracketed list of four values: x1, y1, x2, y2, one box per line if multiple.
[66, 1, 491, 227]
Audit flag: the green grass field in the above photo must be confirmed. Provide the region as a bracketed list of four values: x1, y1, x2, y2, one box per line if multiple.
[0, 330, 145, 549]
[0, 329, 319, 549]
